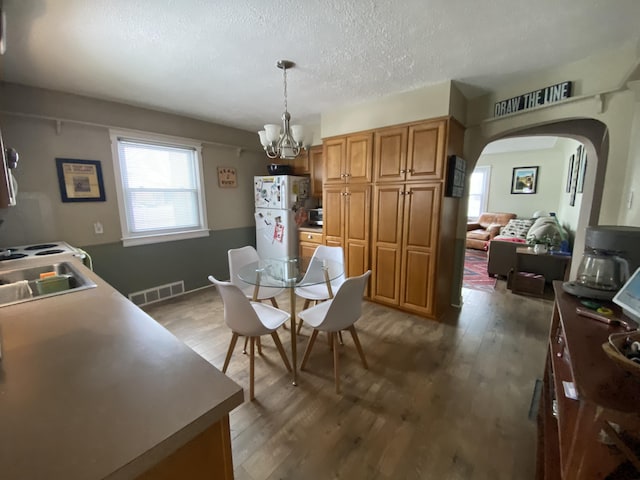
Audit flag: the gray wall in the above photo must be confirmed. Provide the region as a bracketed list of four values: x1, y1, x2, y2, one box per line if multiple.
[0, 83, 268, 295]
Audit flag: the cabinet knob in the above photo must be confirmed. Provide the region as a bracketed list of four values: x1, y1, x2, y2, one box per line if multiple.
[307, 235, 313, 239]
[400, 169, 406, 174]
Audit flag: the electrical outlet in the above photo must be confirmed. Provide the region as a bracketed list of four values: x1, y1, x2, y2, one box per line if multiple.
[94, 222, 103, 235]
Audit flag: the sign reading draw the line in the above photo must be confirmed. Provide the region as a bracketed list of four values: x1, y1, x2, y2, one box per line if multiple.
[494, 81, 572, 117]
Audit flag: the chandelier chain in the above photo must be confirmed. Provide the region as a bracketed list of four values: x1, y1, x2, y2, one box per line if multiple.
[283, 66, 288, 113]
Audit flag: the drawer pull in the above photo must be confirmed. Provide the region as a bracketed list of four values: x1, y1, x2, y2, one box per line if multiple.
[307, 235, 313, 239]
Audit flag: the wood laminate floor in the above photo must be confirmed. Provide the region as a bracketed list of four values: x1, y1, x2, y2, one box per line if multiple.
[144, 280, 552, 480]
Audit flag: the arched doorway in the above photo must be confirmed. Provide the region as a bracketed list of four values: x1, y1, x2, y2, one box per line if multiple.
[454, 118, 608, 303]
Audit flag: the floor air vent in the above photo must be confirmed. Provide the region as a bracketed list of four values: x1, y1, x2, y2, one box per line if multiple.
[128, 281, 185, 306]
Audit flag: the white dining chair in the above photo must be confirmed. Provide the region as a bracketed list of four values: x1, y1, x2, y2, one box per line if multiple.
[295, 245, 345, 333]
[228, 246, 285, 307]
[209, 275, 292, 401]
[298, 270, 371, 394]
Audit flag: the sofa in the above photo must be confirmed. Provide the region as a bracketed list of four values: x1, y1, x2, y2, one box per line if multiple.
[487, 216, 569, 278]
[466, 212, 517, 250]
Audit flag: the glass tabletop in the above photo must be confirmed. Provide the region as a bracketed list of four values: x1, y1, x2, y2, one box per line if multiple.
[238, 257, 344, 288]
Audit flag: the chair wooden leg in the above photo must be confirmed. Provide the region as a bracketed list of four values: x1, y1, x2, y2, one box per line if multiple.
[303, 299, 311, 310]
[348, 326, 368, 369]
[333, 332, 340, 394]
[338, 331, 344, 345]
[297, 319, 304, 334]
[243, 336, 248, 354]
[249, 337, 255, 401]
[271, 332, 292, 372]
[301, 330, 319, 370]
[270, 297, 279, 308]
[222, 332, 239, 373]
[257, 337, 262, 355]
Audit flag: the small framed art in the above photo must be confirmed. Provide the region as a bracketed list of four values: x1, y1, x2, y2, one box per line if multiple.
[55, 158, 106, 202]
[511, 166, 538, 194]
[217, 167, 237, 188]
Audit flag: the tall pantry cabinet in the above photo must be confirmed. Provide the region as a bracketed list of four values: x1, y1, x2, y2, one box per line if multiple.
[323, 133, 373, 279]
[323, 117, 464, 319]
[371, 117, 465, 318]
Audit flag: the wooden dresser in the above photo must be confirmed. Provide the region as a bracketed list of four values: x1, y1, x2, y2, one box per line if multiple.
[538, 282, 640, 479]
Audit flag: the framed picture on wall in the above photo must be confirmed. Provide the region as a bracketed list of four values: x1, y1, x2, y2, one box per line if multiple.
[577, 152, 587, 193]
[217, 167, 237, 188]
[566, 154, 574, 193]
[55, 158, 106, 202]
[569, 153, 580, 206]
[511, 166, 538, 194]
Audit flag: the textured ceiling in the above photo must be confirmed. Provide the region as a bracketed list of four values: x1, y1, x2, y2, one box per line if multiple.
[2, 0, 640, 135]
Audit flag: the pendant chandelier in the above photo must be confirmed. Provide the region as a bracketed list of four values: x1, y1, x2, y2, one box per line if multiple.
[258, 60, 305, 160]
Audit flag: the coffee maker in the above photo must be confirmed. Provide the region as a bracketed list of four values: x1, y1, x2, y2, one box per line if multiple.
[563, 226, 640, 300]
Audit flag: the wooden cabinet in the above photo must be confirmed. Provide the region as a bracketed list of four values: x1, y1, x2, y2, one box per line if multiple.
[538, 283, 640, 479]
[309, 145, 324, 198]
[406, 120, 446, 181]
[137, 416, 234, 480]
[371, 183, 440, 316]
[373, 120, 446, 183]
[324, 133, 373, 184]
[323, 116, 463, 319]
[298, 229, 324, 258]
[291, 151, 310, 175]
[371, 117, 462, 318]
[373, 126, 408, 183]
[323, 184, 370, 279]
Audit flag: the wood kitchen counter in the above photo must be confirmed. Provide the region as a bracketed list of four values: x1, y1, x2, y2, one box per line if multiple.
[0, 256, 243, 479]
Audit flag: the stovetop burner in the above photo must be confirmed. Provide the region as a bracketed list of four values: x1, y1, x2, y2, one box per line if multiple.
[0, 253, 28, 261]
[34, 249, 65, 256]
[24, 244, 58, 251]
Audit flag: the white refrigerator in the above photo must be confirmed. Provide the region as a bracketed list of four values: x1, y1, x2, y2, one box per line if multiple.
[254, 175, 309, 259]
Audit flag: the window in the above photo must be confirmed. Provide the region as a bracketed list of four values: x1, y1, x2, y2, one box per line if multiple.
[110, 130, 209, 246]
[467, 165, 491, 220]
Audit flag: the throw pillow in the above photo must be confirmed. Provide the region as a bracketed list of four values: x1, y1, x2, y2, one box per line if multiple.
[500, 218, 534, 239]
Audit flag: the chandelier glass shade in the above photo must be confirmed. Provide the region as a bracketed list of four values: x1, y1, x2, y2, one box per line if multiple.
[258, 60, 305, 160]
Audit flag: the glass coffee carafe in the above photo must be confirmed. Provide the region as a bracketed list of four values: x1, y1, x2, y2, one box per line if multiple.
[575, 249, 630, 291]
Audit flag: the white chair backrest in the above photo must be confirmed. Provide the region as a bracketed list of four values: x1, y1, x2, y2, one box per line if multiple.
[301, 245, 345, 285]
[228, 246, 260, 287]
[320, 270, 371, 331]
[208, 275, 265, 336]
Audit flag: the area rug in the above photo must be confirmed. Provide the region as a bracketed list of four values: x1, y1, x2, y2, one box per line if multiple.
[463, 248, 497, 292]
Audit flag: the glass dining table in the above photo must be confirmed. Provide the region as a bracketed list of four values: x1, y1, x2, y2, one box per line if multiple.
[238, 256, 344, 386]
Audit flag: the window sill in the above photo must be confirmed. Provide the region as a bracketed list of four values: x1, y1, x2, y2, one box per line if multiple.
[122, 229, 210, 247]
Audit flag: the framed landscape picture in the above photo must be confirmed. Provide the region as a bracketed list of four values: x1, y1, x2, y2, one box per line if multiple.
[511, 166, 538, 194]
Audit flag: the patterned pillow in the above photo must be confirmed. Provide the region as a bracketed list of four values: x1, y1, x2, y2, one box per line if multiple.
[499, 218, 534, 239]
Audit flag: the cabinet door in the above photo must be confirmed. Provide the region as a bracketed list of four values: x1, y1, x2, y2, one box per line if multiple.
[300, 242, 318, 259]
[373, 127, 408, 183]
[344, 184, 371, 278]
[309, 145, 324, 198]
[345, 133, 373, 183]
[323, 185, 344, 247]
[291, 150, 310, 175]
[371, 184, 404, 306]
[406, 120, 446, 182]
[400, 183, 441, 316]
[323, 138, 346, 184]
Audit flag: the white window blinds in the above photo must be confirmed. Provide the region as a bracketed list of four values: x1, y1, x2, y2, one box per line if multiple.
[111, 132, 208, 246]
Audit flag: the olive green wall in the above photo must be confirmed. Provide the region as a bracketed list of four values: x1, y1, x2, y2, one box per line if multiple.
[82, 228, 254, 295]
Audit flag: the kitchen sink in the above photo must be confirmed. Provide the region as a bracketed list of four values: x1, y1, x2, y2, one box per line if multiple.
[0, 261, 97, 307]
